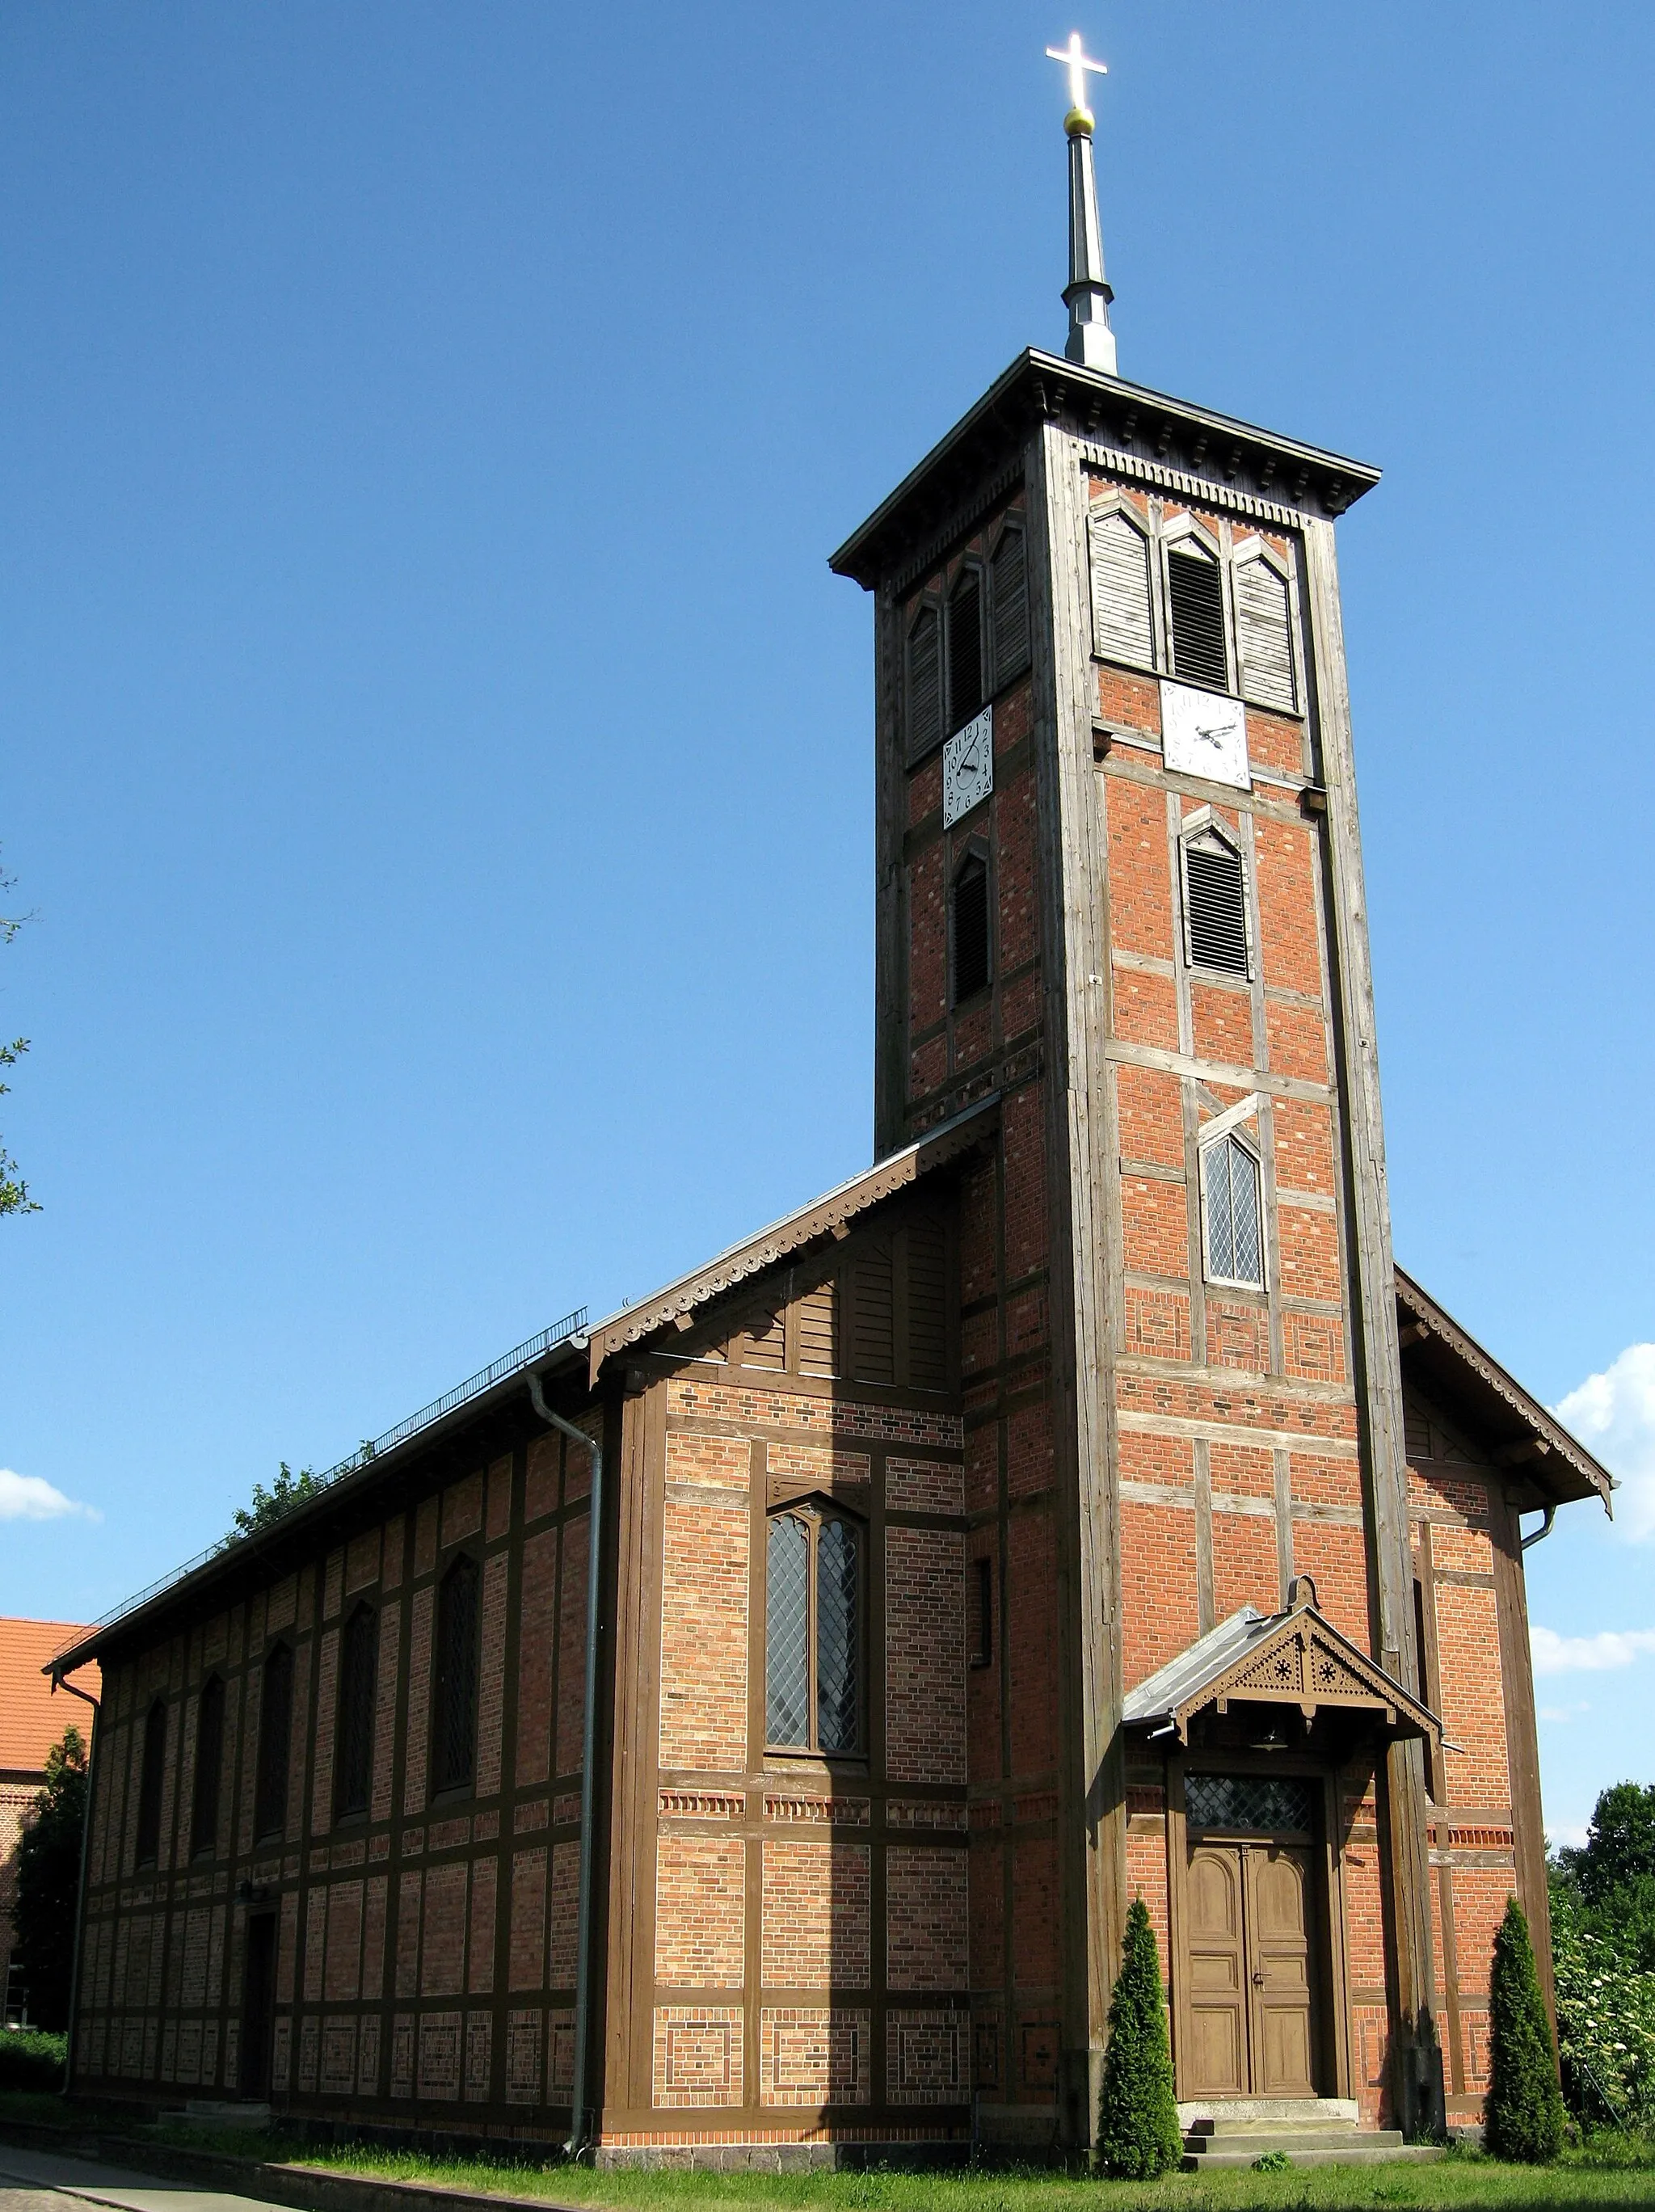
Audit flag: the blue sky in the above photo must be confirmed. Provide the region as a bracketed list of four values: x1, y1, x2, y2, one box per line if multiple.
[2, 2, 1651, 1841]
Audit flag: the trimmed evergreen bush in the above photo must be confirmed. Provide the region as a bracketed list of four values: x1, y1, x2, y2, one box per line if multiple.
[0, 2029, 66, 2092]
[1486, 1894, 1564, 2164]
[1096, 1896, 1183, 2179]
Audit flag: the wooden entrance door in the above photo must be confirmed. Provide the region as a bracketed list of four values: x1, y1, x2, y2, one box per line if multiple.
[1183, 1841, 1319, 2098]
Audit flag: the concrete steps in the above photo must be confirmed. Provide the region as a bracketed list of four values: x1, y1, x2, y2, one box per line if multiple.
[1178, 2098, 1446, 2172]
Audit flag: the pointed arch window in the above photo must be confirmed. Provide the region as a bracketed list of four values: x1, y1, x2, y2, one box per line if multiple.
[433, 1555, 480, 1795]
[1202, 1134, 1265, 1290]
[906, 602, 942, 760]
[1181, 818, 1251, 979]
[766, 1502, 863, 1756]
[946, 566, 984, 731]
[1166, 535, 1228, 690]
[190, 1674, 225, 1860]
[254, 1643, 293, 1843]
[950, 852, 991, 1005]
[133, 1698, 167, 1869]
[335, 1602, 377, 1822]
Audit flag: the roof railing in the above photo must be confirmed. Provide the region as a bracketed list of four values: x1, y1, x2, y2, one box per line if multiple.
[53, 1304, 587, 1662]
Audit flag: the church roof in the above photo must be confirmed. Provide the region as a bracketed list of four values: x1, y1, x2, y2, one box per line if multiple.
[0, 1617, 98, 1771]
[1121, 1585, 1440, 1749]
[1394, 1266, 1612, 1511]
[828, 348, 1382, 594]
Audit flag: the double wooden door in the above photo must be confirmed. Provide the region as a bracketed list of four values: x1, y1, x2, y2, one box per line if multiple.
[1183, 1840, 1320, 2099]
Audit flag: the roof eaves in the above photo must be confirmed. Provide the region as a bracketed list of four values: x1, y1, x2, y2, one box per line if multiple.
[586, 1094, 1001, 1379]
[1394, 1267, 1613, 1510]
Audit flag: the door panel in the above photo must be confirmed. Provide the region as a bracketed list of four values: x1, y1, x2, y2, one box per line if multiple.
[1246, 1846, 1318, 2097]
[1181, 1826, 1323, 2099]
[1184, 1845, 1247, 2096]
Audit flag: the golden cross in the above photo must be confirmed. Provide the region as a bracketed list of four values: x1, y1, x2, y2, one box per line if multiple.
[1045, 31, 1107, 117]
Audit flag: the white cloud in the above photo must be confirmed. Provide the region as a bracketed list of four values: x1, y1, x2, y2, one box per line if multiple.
[1537, 1700, 1591, 1722]
[0, 1468, 100, 1523]
[1552, 1343, 1655, 1539]
[1547, 1822, 1590, 1852]
[1531, 1624, 1655, 1675]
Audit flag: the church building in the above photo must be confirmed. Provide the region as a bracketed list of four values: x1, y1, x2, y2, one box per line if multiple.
[51, 44, 1611, 2165]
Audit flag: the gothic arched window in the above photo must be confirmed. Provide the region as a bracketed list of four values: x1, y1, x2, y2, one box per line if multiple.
[133, 1698, 167, 1869]
[946, 565, 985, 731]
[335, 1602, 377, 1822]
[1202, 1134, 1265, 1290]
[254, 1643, 293, 1843]
[950, 852, 991, 1005]
[766, 1502, 863, 1756]
[433, 1555, 480, 1794]
[190, 1675, 225, 1860]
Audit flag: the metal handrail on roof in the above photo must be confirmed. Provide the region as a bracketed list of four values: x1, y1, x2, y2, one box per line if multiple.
[53, 1304, 587, 1662]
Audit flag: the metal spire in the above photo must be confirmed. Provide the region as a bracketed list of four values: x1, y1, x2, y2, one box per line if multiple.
[1045, 33, 1117, 376]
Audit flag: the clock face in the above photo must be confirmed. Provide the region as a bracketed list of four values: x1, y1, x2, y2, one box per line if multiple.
[1160, 680, 1251, 790]
[942, 706, 994, 827]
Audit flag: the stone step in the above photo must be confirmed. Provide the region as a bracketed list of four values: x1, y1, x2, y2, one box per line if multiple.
[1180, 2096, 1359, 2128]
[1186, 2128, 1404, 2156]
[1184, 2143, 1446, 2172]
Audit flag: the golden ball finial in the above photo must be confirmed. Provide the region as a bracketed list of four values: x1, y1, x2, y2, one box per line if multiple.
[1064, 104, 1094, 137]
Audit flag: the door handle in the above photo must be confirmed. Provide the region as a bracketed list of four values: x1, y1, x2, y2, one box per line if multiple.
[1252, 1970, 1265, 1987]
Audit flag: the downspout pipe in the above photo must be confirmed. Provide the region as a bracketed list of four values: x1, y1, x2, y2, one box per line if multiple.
[527, 1366, 604, 2160]
[1520, 1505, 1557, 1552]
[48, 1669, 101, 2096]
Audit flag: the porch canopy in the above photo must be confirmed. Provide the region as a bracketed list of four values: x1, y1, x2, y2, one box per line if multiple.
[1121, 1577, 1441, 1750]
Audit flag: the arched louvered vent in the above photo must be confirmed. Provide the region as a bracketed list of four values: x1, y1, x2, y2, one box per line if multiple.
[1234, 553, 1296, 712]
[951, 853, 990, 1005]
[907, 604, 941, 759]
[990, 527, 1030, 691]
[947, 567, 983, 730]
[1184, 830, 1249, 976]
[1089, 508, 1154, 668]
[1167, 538, 1228, 689]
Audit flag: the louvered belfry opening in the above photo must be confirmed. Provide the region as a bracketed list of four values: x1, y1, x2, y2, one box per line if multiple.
[907, 603, 941, 758]
[1185, 833, 1249, 976]
[190, 1674, 225, 1859]
[1204, 1134, 1265, 1288]
[434, 1553, 480, 1793]
[764, 1503, 862, 1755]
[254, 1643, 293, 1843]
[947, 567, 983, 729]
[1168, 538, 1228, 689]
[335, 1601, 377, 1820]
[952, 853, 990, 1005]
[990, 526, 1030, 691]
[133, 1699, 167, 1869]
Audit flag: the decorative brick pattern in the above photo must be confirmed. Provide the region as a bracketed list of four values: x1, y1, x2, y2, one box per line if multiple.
[886, 2009, 964, 2104]
[417, 2009, 462, 2100]
[760, 2008, 871, 2105]
[653, 2004, 744, 2108]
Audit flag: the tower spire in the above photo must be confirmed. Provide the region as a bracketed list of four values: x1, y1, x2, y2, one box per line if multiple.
[1046, 33, 1117, 376]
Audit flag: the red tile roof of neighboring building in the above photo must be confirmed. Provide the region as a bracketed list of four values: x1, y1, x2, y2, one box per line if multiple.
[0, 1619, 100, 1773]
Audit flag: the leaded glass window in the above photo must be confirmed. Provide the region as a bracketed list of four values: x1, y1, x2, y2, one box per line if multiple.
[765, 1504, 864, 1755]
[1203, 1135, 1264, 1288]
[1185, 1772, 1315, 1833]
[433, 1555, 479, 1794]
[335, 1602, 377, 1821]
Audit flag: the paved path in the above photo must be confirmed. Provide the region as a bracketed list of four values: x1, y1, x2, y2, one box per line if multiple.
[0, 2142, 287, 2212]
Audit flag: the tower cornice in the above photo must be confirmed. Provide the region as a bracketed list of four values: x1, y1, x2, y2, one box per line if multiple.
[829, 348, 1380, 592]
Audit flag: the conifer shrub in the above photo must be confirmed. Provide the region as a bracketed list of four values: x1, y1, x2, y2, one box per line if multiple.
[0, 2030, 66, 2092]
[1096, 1896, 1183, 2179]
[1486, 1894, 1564, 2164]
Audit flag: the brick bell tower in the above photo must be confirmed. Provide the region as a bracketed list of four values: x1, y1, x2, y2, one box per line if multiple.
[831, 37, 1441, 2151]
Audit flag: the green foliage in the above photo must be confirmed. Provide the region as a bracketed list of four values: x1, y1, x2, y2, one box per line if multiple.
[0, 2032, 66, 2092]
[227, 1460, 324, 1543]
[1487, 1894, 1564, 2164]
[1556, 1784, 1655, 1974]
[0, 855, 37, 1219]
[1552, 1876, 1655, 2127]
[1250, 2151, 1292, 2172]
[11, 1729, 86, 2034]
[1096, 1896, 1183, 2180]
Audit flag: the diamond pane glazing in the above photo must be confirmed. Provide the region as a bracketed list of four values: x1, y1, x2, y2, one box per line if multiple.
[1185, 1772, 1314, 1832]
[766, 1514, 810, 1746]
[815, 1519, 861, 1753]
